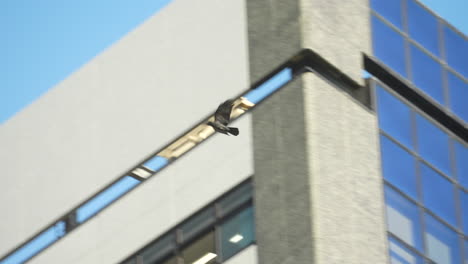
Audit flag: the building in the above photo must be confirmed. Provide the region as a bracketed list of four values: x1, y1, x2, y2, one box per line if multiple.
[0, 0, 466, 263]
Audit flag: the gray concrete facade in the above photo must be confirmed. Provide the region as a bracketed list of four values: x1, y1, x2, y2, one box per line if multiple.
[248, 1, 388, 263]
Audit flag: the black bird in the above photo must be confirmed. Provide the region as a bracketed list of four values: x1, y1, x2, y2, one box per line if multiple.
[207, 99, 239, 136]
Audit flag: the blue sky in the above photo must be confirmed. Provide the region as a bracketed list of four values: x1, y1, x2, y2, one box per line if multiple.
[0, 0, 466, 125]
[0, 0, 171, 124]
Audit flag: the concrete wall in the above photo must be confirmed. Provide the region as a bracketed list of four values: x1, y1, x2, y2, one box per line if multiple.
[248, 0, 388, 263]
[31, 116, 253, 263]
[0, 0, 249, 257]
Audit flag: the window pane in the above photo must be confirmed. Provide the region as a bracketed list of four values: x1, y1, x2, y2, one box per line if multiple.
[461, 191, 468, 235]
[370, 0, 403, 29]
[218, 181, 253, 218]
[444, 26, 468, 78]
[424, 214, 461, 264]
[455, 141, 468, 189]
[410, 45, 444, 104]
[388, 237, 424, 264]
[181, 231, 216, 264]
[140, 233, 175, 264]
[448, 71, 468, 124]
[180, 206, 215, 243]
[380, 135, 417, 199]
[415, 114, 451, 177]
[220, 206, 255, 260]
[158, 255, 178, 264]
[376, 86, 413, 148]
[372, 16, 407, 78]
[421, 163, 456, 226]
[385, 186, 423, 251]
[76, 176, 140, 223]
[407, 0, 440, 56]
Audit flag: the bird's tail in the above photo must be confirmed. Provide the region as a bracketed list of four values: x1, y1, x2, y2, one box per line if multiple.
[228, 127, 239, 136]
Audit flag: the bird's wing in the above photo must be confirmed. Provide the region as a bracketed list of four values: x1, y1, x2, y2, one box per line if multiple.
[214, 99, 235, 125]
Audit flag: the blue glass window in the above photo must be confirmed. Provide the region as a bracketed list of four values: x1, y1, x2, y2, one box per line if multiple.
[1, 222, 65, 264]
[448, 71, 468, 124]
[376, 86, 413, 148]
[424, 214, 461, 264]
[220, 206, 255, 260]
[444, 26, 468, 78]
[407, 0, 440, 56]
[461, 191, 468, 234]
[410, 45, 444, 104]
[415, 114, 451, 177]
[372, 16, 407, 78]
[388, 237, 424, 264]
[244, 68, 292, 104]
[76, 176, 140, 223]
[455, 141, 468, 189]
[421, 163, 456, 226]
[370, 0, 403, 29]
[380, 135, 417, 199]
[385, 186, 423, 251]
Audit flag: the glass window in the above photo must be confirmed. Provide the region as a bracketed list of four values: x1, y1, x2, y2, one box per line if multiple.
[461, 191, 468, 234]
[220, 206, 255, 261]
[140, 233, 175, 264]
[380, 135, 417, 199]
[448, 71, 468, 124]
[158, 256, 178, 264]
[444, 26, 468, 78]
[388, 237, 424, 264]
[376, 86, 413, 149]
[424, 214, 461, 264]
[76, 176, 140, 223]
[180, 207, 215, 243]
[407, 0, 440, 56]
[218, 182, 253, 218]
[415, 114, 451, 177]
[370, 0, 403, 29]
[181, 231, 217, 264]
[385, 186, 423, 251]
[372, 16, 407, 78]
[421, 163, 456, 226]
[455, 141, 468, 189]
[410, 45, 444, 105]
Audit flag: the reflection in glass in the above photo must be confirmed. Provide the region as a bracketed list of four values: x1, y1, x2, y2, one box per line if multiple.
[448, 72, 468, 124]
[388, 236, 423, 264]
[220, 206, 255, 260]
[370, 0, 403, 29]
[182, 231, 216, 264]
[218, 182, 253, 217]
[385, 186, 423, 251]
[159, 256, 177, 264]
[376, 86, 413, 149]
[410, 45, 444, 105]
[444, 26, 468, 77]
[455, 141, 468, 189]
[380, 135, 417, 199]
[180, 207, 215, 243]
[140, 233, 175, 264]
[461, 191, 468, 235]
[407, 0, 440, 56]
[421, 163, 456, 226]
[76, 176, 140, 223]
[372, 16, 407, 78]
[415, 114, 451, 177]
[424, 214, 460, 264]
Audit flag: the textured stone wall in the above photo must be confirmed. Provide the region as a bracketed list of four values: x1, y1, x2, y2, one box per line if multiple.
[248, 0, 388, 263]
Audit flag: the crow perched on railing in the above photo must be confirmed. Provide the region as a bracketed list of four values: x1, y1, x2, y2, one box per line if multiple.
[207, 99, 239, 136]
